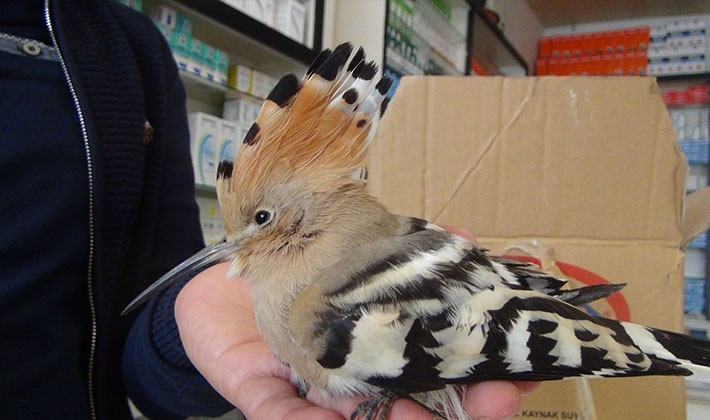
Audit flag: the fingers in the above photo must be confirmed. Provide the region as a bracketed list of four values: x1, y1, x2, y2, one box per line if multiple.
[308, 388, 438, 419]
[463, 381, 523, 420]
[388, 398, 439, 419]
[238, 376, 343, 420]
[513, 381, 540, 395]
[301, 381, 533, 420]
[305, 389, 365, 418]
[440, 224, 477, 243]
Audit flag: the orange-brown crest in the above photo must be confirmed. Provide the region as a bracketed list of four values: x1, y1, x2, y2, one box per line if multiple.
[216, 43, 392, 222]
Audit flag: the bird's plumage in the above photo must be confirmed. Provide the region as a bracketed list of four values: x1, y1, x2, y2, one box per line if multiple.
[124, 43, 710, 420]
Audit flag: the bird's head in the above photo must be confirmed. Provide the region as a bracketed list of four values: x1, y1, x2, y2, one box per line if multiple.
[215, 43, 392, 276]
[120, 43, 391, 314]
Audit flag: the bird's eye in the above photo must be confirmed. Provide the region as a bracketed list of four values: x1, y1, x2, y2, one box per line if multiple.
[254, 210, 273, 226]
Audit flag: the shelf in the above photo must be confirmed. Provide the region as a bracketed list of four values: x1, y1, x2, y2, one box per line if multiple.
[195, 183, 217, 197]
[384, 0, 470, 78]
[385, 49, 425, 76]
[150, 0, 323, 76]
[469, 7, 528, 76]
[665, 103, 710, 109]
[180, 69, 268, 102]
[685, 316, 710, 335]
[664, 76, 710, 325]
[658, 72, 710, 83]
[412, 0, 468, 44]
[180, 69, 228, 106]
[388, 9, 466, 74]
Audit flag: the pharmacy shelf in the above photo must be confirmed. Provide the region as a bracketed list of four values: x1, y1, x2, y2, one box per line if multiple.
[469, 6, 528, 76]
[174, 0, 323, 66]
[179, 69, 228, 109]
[658, 72, 710, 83]
[385, 48, 425, 76]
[414, 0, 467, 44]
[146, 0, 324, 77]
[180, 69, 266, 106]
[685, 316, 710, 339]
[661, 77, 710, 323]
[388, 7, 465, 75]
[195, 183, 218, 198]
[384, 0, 470, 78]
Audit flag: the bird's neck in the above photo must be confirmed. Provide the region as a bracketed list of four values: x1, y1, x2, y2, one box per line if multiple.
[246, 189, 396, 374]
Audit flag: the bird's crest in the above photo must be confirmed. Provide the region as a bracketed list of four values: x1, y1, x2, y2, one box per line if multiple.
[216, 43, 392, 201]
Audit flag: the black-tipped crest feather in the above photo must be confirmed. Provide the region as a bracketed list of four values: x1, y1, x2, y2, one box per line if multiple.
[267, 74, 301, 107]
[316, 43, 353, 80]
[376, 77, 393, 95]
[243, 122, 260, 145]
[216, 160, 234, 180]
[359, 61, 377, 80]
[306, 48, 332, 75]
[347, 47, 365, 71]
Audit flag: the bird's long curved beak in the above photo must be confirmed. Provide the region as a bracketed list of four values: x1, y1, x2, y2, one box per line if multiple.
[121, 237, 240, 315]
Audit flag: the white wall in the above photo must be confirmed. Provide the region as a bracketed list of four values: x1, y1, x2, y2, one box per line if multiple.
[322, 0, 386, 65]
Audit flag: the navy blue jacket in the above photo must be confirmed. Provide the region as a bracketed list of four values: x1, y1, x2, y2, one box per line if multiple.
[44, 1, 231, 418]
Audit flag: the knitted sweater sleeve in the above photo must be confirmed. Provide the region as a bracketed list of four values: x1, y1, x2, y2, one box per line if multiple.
[119, 13, 233, 416]
[123, 276, 233, 419]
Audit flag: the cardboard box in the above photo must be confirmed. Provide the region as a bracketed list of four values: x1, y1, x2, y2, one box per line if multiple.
[369, 76, 691, 419]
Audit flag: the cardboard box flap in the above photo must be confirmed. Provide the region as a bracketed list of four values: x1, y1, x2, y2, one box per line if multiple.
[683, 186, 710, 247]
[370, 76, 686, 243]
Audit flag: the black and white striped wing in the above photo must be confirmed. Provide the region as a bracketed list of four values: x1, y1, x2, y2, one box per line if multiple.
[291, 221, 701, 396]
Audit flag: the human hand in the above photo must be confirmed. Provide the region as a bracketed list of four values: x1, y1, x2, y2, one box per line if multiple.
[174, 228, 537, 419]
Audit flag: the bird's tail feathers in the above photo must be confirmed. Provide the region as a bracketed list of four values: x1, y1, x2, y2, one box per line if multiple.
[684, 362, 710, 383]
[622, 322, 710, 374]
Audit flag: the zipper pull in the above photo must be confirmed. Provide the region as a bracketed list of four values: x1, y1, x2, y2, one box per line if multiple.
[144, 119, 154, 145]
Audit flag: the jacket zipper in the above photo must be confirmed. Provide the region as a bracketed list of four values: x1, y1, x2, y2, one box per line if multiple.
[43, 1, 99, 418]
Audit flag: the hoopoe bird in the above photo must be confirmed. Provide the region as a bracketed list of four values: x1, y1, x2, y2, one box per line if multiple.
[125, 43, 710, 420]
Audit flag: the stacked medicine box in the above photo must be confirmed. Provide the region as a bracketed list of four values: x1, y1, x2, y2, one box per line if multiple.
[383, 0, 469, 101]
[187, 93, 262, 187]
[151, 4, 230, 85]
[385, 0, 467, 75]
[188, 110, 251, 244]
[648, 17, 707, 76]
[117, 0, 143, 11]
[220, 0, 308, 44]
[536, 27, 650, 76]
[227, 64, 279, 100]
[663, 84, 710, 334]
